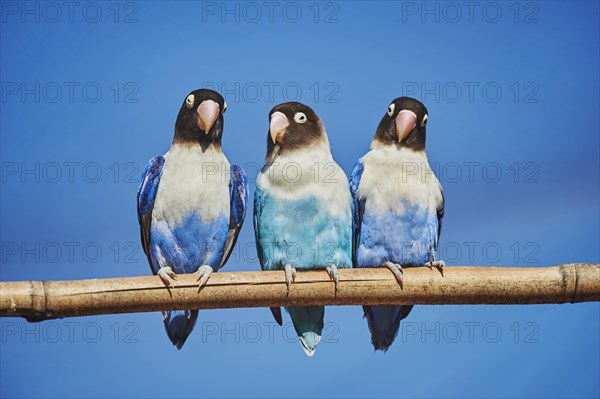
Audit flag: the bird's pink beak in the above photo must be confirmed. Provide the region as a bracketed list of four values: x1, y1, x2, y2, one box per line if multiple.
[395, 110, 417, 142]
[269, 111, 289, 144]
[197, 99, 220, 134]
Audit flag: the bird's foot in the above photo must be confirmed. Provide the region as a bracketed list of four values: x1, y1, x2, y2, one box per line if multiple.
[157, 267, 177, 287]
[425, 260, 445, 276]
[383, 261, 404, 289]
[325, 264, 339, 293]
[194, 265, 213, 291]
[284, 264, 297, 294]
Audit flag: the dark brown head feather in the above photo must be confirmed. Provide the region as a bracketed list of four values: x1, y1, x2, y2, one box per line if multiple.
[266, 102, 326, 159]
[173, 89, 226, 151]
[373, 97, 429, 151]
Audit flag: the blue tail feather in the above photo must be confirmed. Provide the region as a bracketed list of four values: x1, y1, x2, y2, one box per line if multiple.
[287, 306, 324, 357]
[162, 310, 198, 350]
[363, 305, 413, 352]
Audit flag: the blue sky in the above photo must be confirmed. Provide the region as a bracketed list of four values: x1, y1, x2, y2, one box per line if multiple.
[1, 1, 599, 398]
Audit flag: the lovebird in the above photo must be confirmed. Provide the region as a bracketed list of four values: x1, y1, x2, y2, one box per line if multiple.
[254, 102, 352, 356]
[350, 97, 444, 351]
[137, 89, 248, 349]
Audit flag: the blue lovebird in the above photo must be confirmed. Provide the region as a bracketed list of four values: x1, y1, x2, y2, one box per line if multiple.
[137, 89, 248, 349]
[350, 97, 445, 351]
[254, 102, 352, 356]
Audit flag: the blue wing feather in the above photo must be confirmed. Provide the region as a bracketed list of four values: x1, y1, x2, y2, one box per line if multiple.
[436, 185, 445, 252]
[349, 161, 365, 267]
[137, 156, 164, 263]
[219, 164, 248, 269]
[253, 185, 282, 325]
[253, 186, 266, 270]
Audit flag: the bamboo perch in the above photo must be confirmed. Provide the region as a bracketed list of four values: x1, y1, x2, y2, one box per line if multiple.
[0, 264, 598, 322]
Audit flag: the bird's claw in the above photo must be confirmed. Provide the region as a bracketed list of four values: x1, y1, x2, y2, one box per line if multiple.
[326, 264, 339, 293]
[284, 264, 297, 294]
[194, 265, 213, 291]
[157, 267, 178, 287]
[425, 260, 445, 276]
[383, 261, 404, 289]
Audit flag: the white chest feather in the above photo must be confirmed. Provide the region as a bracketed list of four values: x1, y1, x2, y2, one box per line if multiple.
[357, 146, 443, 214]
[257, 145, 352, 218]
[153, 144, 230, 224]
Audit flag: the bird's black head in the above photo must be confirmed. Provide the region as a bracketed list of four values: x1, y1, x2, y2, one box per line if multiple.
[373, 97, 429, 151]
[266, 102, 326, 158]
[173, 89, 227, 149]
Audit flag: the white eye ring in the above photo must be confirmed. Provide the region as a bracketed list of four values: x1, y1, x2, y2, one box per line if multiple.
[294, 112, 307, 123]
[223, 101, 227, 113]
[185, 94, 194, 109]
[387, 103, 395, 116]
[421, 114, 428, 127]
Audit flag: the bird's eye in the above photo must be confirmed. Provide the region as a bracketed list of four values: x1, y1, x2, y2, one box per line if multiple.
[294, 112, 307, 123]
[421, 114, 428, 127]
[387, 103, 395, 116]
[223, 101, 227, 113]
[185, 94, 195, 109]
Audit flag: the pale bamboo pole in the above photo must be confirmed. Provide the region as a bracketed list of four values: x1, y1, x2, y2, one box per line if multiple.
[0, 264, 598, 321]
